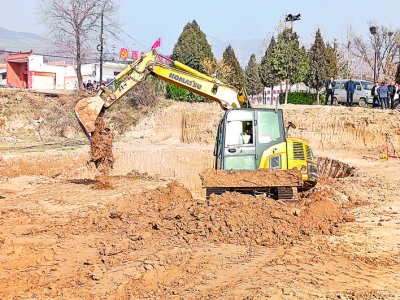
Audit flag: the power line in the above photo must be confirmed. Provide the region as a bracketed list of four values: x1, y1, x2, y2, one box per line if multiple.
[102, 14, 150, 51]
[118, 27, 150, 51]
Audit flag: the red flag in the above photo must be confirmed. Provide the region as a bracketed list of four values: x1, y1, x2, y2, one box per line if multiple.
[151, 38, 161, 49]
[131, 50, 138, 60]
[120, 48, 128, 59]
[165, 55, 172, 65]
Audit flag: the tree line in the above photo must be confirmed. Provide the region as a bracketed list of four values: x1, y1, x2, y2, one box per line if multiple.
[172, 21, 340, 105]
[39, 0, 400, 104]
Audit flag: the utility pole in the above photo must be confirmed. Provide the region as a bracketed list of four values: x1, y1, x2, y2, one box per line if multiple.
[369, 26, 377, 83]
[99, 12, 104, 85]
[284, 13, 301, 104]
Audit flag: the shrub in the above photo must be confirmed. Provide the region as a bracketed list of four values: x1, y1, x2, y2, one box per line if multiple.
[279, 92, 318, 105]
[126, 81, 160, 107]
[166, 84, 187, 101]
[165, 84, 210, 103]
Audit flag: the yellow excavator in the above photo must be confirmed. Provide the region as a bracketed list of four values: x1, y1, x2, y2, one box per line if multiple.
[75, 49, 318, 200]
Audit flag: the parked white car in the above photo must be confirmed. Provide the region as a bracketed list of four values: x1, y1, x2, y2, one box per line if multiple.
[333, 79, 374, 107]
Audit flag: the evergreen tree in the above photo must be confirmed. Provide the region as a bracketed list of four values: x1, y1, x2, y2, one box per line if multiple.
[270, 28, 309, 104]
[326, 41, 339, 78]
[172, 20, 214, 73]
[304, 29, 329, 104]
[259, 36, 281, 99]
[222, 45, 245, 90]
[395, 63, 400, 84]
[244, 54, 264, 97]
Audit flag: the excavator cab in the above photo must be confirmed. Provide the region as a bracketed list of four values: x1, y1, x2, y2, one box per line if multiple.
[213, 108, 286, 171]
[204, 108, 318, 200]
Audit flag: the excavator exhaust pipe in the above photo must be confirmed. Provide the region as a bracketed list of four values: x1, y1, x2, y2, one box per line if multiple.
[74, 95, 105, 139]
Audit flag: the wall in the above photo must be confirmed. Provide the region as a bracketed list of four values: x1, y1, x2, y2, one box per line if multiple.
[96, 62, 128, 82]
[63, 62, 128, 89]
[28, 55, 66, 89]
[7, 62, 27, 88]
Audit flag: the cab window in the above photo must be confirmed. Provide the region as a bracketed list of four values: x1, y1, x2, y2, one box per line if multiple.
[225, 121, 253, 145]
[257, 111, 283, 144]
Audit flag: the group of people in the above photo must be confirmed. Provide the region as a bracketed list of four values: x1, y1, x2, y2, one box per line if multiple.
[371, 80, 398, 109]
[83, 80, 106, 91]
[324, 76, 399, 109]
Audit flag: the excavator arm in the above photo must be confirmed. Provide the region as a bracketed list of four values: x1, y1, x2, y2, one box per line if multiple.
[75, 49, 250, 138]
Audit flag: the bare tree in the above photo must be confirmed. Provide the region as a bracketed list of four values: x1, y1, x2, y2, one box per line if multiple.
[39, 0, 120, 89]
[348, 22, 400, 81]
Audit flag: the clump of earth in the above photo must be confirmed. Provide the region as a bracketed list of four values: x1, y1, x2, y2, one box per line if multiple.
[90, 115, 115, 189]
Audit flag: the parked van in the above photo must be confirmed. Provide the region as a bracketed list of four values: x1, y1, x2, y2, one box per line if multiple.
[333, 79, 374, 107]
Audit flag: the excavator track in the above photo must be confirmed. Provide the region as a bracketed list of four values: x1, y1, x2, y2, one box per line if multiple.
[205, 186, 299, 201]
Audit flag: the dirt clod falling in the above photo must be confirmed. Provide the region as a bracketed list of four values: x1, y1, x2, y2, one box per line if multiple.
[90, 115, 115, 188]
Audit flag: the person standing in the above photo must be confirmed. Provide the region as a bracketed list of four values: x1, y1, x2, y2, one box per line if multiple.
[371, 81, 381, 108]
[86, 80, 94, 91]
[377, 81, 389, 109]
[387, 80, 396, 109]
[344, 77, 355, 107]
[325, 76, 336, 105]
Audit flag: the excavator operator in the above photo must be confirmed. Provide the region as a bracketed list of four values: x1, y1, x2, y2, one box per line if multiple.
[245, 124, 253, 144]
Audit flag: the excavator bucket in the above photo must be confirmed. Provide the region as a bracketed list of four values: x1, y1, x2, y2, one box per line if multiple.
[74, 96, 105, 138]
[200, 168, 303, 201]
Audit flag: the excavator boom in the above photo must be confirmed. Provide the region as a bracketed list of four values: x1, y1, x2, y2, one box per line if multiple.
[75, 49, 249, 138]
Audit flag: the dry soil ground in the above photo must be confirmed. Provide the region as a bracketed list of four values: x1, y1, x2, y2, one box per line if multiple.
[0, 92, 400, 299]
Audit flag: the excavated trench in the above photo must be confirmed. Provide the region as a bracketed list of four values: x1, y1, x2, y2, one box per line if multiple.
[315, 156, 356, 179]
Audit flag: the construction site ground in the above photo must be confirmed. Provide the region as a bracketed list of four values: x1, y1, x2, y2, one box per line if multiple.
[0, 90, 400, 299]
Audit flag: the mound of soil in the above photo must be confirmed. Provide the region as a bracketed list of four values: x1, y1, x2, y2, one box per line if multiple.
[108, 181, 347, 247]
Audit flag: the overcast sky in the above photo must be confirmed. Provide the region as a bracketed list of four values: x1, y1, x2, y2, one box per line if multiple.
[0, 0, 399, 55]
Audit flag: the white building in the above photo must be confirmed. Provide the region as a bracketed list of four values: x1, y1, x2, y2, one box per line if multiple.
[28, 55, 67, 89]
[251, 83, 308, 105]
[6, 51, 128, 91]
[65, 61, 129, 89]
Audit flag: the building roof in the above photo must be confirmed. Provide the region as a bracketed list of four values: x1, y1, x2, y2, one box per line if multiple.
[7, 51, 32, 62]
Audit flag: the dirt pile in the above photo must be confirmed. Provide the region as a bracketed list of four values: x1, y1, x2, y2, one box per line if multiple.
[108, 181, 349, 247]
[0, 90, 85, 141]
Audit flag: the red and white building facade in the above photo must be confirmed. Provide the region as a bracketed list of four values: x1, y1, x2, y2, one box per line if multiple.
[5, 51, 127, 90]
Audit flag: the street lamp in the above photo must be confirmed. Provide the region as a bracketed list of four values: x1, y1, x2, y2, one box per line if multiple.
[285, 13, 301, 30]
[369, 26, 377, 82]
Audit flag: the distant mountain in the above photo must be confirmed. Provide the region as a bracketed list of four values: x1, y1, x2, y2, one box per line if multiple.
[0, 27, 52, 54]
[207, 35, 266, 68]
[0, 27, 46, 40]
[0, 27, 267, 68]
